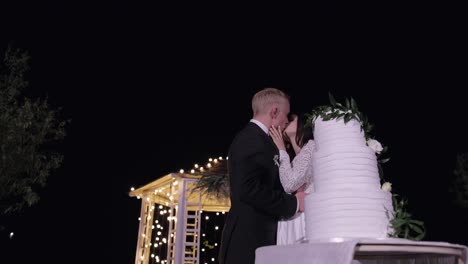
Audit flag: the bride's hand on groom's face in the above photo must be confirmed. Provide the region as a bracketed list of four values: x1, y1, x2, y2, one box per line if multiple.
[269, 126, 286, 151]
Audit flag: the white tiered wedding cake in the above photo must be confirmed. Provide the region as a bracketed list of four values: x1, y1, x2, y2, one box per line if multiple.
[304, 116, 394, 240]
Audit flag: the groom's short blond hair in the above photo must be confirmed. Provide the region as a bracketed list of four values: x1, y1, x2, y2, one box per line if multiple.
[252, 88, 289, 116]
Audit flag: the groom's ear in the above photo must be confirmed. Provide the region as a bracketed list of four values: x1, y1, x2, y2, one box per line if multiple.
[270, 106, 279, 119]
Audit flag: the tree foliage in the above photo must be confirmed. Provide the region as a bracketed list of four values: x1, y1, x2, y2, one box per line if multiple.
[0, 46, 68, 216]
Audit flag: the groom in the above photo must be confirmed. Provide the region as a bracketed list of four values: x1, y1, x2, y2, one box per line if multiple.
[218, 88, 305, 264]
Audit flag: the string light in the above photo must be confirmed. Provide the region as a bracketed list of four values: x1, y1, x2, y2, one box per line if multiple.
[132, 157, 229, 263]
[131, 187, 135, 191]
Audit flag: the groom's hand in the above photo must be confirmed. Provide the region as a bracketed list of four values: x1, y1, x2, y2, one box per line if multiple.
[295, 191, 305, 212]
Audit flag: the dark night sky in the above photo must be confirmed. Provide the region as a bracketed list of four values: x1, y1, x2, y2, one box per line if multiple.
[1, 3, 467, 263]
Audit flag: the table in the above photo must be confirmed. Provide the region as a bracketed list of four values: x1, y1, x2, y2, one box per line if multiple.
[255, 238, 468, 264]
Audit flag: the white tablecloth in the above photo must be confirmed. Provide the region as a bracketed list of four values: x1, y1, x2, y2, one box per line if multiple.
[255, 238, 468, 264]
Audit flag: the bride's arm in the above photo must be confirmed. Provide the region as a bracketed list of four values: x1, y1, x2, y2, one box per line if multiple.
[278, 140, 314, 193]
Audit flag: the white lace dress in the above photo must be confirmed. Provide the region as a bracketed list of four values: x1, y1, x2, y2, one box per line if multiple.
[276, 140, 315, 245]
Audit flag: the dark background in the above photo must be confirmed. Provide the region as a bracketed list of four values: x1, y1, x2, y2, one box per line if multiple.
[1, 3, 466, 263]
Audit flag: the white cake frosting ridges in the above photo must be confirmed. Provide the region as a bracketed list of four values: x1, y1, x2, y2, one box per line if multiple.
[305, 117, 394, 240]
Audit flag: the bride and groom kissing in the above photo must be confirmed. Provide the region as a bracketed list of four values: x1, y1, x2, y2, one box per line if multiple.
[219, 88, 315, 264]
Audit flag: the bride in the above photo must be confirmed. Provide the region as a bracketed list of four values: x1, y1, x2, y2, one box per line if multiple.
[269, 113, 315, 245]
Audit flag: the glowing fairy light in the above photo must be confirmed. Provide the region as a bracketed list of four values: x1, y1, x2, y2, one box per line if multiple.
[209, 158, 213, 162]
[191, 169, 195, 173]
[179, 169, 184, 173]
[194, 164, 199, 168]
[207, 163, 212, 168]
[205, 216, 209, 220]
[130, 187, 135, 191]
[219, 156, 223, 160]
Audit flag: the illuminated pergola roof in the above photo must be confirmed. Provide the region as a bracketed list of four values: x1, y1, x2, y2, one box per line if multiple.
[129, 156, 230, 212]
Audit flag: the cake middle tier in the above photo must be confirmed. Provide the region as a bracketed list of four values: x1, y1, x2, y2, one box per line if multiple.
[312, 146, 381, 191]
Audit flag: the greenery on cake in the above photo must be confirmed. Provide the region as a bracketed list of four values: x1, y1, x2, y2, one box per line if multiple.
[304, 92, 390, 182]
[305, 93, 426, 240]
[389, 194, 426, 240]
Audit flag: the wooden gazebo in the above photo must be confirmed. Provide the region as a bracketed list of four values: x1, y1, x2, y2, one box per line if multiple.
[129, 157, 230, 264]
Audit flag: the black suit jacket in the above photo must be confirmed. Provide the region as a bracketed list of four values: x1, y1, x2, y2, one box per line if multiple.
[218, 122, 298, 264]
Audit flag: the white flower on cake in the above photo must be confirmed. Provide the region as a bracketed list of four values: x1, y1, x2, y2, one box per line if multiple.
[367, 139, 383, 154]
[381, 182, 392, 192]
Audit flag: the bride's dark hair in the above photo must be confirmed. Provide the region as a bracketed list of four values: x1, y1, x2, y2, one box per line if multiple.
[285, 113, 313, 159]
[295, 113, 313, 148]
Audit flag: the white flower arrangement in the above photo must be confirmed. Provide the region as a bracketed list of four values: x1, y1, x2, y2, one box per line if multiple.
[367, 139, 383, 154]
[381, 182, 392, 192]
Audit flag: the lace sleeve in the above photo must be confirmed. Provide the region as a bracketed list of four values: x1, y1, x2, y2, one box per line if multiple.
[279, 140, 315, 193]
